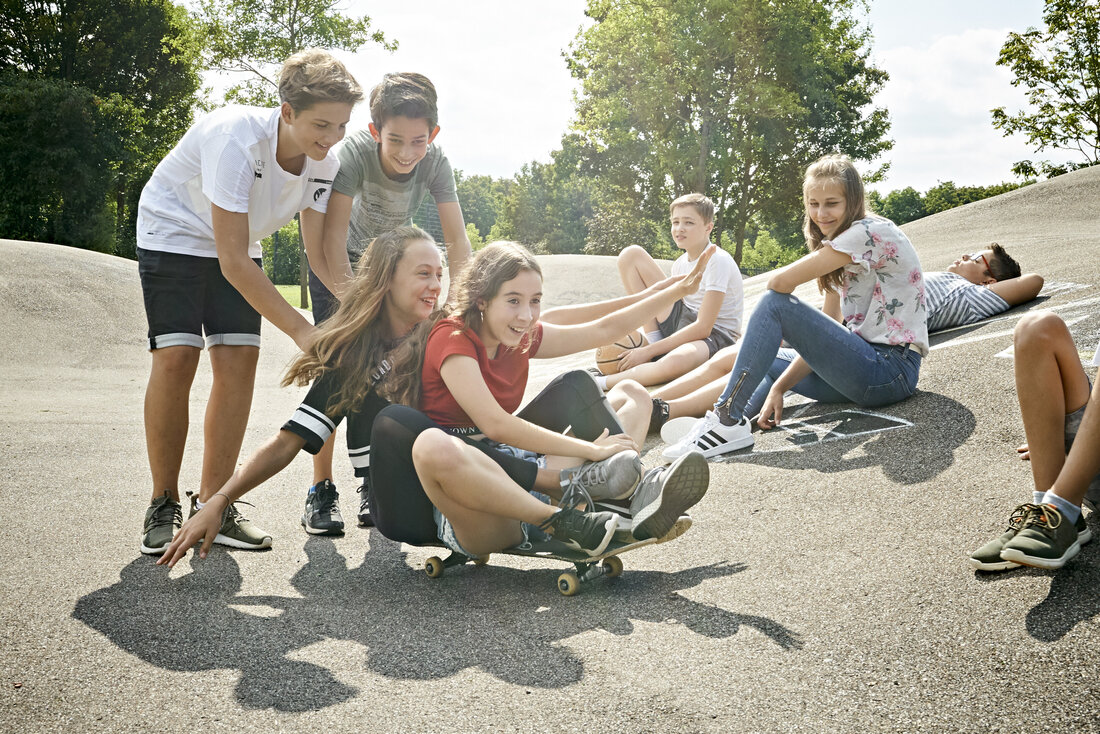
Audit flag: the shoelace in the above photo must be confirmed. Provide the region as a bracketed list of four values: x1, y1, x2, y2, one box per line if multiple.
[678, 412, 720, 448]
[559, 474, 595, 514]
[1024, 505, 1064, 531]
[151, 500, 182, 529]
[1006, 502, 1040, 531]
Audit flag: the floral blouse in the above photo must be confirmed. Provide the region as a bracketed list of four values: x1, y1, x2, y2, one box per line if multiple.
[826, 216, 929, 356]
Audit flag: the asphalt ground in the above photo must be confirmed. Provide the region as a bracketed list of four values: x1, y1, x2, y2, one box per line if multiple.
[2, 165, 1100, 732]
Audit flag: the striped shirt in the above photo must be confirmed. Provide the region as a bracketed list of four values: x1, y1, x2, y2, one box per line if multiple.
[925, 271, 1009, 332]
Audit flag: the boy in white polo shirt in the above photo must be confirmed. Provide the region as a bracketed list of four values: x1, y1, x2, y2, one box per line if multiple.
[136, 49, 362, 555]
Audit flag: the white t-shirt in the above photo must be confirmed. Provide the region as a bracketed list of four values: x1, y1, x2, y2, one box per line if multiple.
[670, 245, 744, 338]
[137, 106, 340, 259]
[829, 216, 929, 356]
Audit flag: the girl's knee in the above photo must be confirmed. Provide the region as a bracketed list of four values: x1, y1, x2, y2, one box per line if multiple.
[609, 379, 648, 403]
[1014, 311, 1067, 348]
[411, 428, 461, 473]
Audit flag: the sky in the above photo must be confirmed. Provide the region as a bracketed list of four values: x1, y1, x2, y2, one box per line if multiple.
[317, 0, 1052, 194]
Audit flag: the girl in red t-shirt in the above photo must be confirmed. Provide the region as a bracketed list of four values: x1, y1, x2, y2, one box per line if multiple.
[378, 242, 713, 558]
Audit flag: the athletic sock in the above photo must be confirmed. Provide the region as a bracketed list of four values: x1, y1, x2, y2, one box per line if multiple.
[645, 330, 663, 344]
[1033, 490, 1045, 504]
[594, 374, 608, 391]
[1042, 491, 1081, 523]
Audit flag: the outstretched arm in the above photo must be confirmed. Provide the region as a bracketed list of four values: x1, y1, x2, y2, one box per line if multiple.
[541, 276, 681, 325]
[157, 430, 305, 567]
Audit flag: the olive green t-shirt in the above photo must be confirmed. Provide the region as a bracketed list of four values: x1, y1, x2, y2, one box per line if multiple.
[332, 130, 458, 261]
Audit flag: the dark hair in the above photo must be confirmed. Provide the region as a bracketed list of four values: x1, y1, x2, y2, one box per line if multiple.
[278, 49, 363, 111]
[669, 193, 715, 224]
[369, 72, 438, 131]
[987, 243, 1021, 281]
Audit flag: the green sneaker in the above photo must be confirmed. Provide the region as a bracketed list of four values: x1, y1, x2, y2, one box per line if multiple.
[969, 503, 1038, 572]
[999, 504, 1085, 570]
[188, 492, 272, 550]
[141, 493, 182, 555]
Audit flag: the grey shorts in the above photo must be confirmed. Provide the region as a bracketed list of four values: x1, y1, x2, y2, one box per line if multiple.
[434, 490, 553, 558]
[1065, 397, 1100, 512]
[657, 299, 737, 358]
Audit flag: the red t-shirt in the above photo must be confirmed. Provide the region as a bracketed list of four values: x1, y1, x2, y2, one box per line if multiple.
[419, 317, 543, 431]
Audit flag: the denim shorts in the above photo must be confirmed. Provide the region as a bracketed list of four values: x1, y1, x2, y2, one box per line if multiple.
[1065, 389, 1100, 511]
[657, 299, 737, 357]
[434, 491, 552, 557]
[137, 248, 262, 350]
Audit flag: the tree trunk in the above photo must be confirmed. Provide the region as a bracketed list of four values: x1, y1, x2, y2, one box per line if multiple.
[296, 212, 308, 308]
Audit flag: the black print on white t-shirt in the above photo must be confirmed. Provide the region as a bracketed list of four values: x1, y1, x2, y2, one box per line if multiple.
[313, 187, 327, 201]
[308, 177, 333, 184]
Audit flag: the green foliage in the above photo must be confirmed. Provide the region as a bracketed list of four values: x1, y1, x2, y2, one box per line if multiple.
[0, 0, 203, 254]
[733, 229, 803, 274]
[583, 199, 665, 257]
[870, 186, 926, 224]
[261, 219, 302, 284]
[465, 222, 486, 250]
[196, 0, 396, 106]
[866, 180, 1033, 225]
[567, 0, 891, 263]
[991, 0, 1100, 177]
[455, 170, 509, 239]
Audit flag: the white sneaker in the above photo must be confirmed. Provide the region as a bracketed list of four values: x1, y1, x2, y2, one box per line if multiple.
[661, 410, 753, 461]
[659, 416, 698, 444]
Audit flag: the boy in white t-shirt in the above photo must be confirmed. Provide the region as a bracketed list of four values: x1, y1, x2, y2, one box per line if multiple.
[597, 193, 743, 393]
[136, 49, 363, 556]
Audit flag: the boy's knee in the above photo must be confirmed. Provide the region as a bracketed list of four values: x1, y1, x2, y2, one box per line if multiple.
[151, 345, 200, 375]
[1014, 312, 1068, 350]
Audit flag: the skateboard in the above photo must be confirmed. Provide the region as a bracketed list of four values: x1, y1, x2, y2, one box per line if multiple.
[422, 515, 692, 596]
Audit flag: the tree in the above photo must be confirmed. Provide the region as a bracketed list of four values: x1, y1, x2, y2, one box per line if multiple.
[195, 0, 396, 105]
[0, 0, 203, 254]
[567, 0, 891, 263]
[992, 0, 1100, 177]
[455, 171, 508, 239]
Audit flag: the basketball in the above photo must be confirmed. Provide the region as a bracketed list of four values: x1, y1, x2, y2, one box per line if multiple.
[594, 331, 648, 375]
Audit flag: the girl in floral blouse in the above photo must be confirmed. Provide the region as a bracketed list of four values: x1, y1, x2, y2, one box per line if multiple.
[664, 154, 928, 460]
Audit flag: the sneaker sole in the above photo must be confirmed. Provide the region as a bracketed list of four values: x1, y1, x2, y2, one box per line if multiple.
[139, 542, 169, 556]
[633, 452, 709, 540]
[215, 532, 273, 549]
[660, 416, 698, 444]
[1000, 539, 1080, 570]
[301, 518, 344, 536]
[968, 557, 1021, 572]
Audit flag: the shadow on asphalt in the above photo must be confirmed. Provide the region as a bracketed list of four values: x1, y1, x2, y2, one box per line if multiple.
[73, 534, 801, 712]
[973, 517, 1100, 643]
[713, 391, 975, 485]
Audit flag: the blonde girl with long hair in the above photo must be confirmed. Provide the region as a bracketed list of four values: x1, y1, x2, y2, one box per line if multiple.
[664, 154, 929, 460]
[158, 226, 444, 566]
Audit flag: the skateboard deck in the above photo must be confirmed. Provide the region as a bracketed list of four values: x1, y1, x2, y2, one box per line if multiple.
[421, 515, 692, 596]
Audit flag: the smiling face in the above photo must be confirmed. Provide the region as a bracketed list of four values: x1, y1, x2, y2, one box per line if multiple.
[948, 249, 996, 284]
[369, 115, 440, 178]
[383, 238, 443, 337]
[281, 101, 353, 162]
[804, 179, 849, 241]
[669, 205, 713, 253]
[477, 269, 543, 354]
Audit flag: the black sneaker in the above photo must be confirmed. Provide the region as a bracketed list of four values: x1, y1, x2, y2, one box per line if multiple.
[650, 397, 670, 432]
[541, 507, 618, 557]
[357, 477, 374, 527]
[302, 480, 344, 535]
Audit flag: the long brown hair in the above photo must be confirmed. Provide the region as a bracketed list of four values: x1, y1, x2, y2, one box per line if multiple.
[384, 241, 542, 407]
[802, 154, 866, 294]
[282, 226, 435, 416]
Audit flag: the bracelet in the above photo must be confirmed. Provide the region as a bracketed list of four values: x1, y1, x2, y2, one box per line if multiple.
[208, 493, 232, 511]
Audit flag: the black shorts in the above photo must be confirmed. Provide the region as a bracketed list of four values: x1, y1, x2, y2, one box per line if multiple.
[656, 299, 737, 358]
[137, 248, 262, 350]
[307, 267, 339, 326]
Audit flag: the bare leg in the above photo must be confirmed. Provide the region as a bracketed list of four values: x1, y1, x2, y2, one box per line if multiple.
[654, 344, 739, 401]
[617, 245, 672, 332]
[312, 434, 336, 486]
[1014, 313, 1091, 493]
[665, 375, 727, 420]
[199, 345, 259, 501]
[145, 345, 201, 502]
[541, 379, 649, 475]
[413, 429, 556, 555]
[1050, 379, 1100, 506]
[605, 341, 710, 390]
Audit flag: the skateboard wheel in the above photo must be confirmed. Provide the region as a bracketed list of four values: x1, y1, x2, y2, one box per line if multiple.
[425, 556, 445, 578]
[601, 556, 623, 578]
[473, 554, 490, 566]
[557, 572, 580, 596]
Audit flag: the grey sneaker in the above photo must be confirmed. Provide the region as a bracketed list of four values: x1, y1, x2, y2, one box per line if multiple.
[630, 450, 710, 540]
[559, 451, 642, 502]
[141, 493, 182, 555]
[969, 503, 1038, 571]
[541, 508, 619, 557]
[302, 479, 344, 535]
[1000, 504, 1091, 570]
[189, 491, 273, 549]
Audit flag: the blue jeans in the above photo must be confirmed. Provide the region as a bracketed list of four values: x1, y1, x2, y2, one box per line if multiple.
[717, 290, 922, 420]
